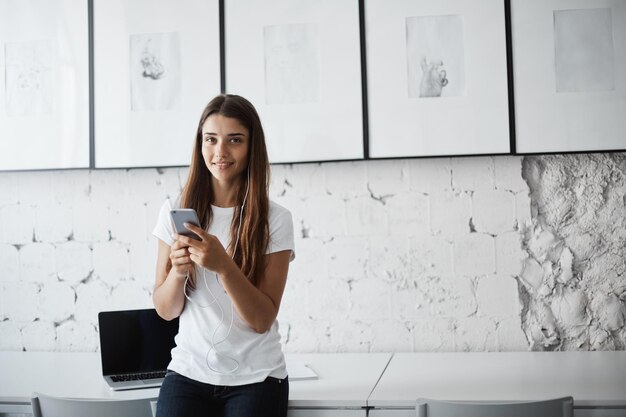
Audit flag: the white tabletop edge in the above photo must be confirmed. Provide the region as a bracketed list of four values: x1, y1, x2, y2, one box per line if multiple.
[365, 352, 395, 407]
[367, 351, 626, 408]
[0, 351, 393, 409]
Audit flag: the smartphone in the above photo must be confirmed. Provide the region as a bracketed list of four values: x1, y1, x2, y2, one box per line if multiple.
[170, 209, 202, 241]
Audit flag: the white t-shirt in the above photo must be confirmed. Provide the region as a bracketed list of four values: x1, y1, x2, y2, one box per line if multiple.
[152, 197, 295, 386]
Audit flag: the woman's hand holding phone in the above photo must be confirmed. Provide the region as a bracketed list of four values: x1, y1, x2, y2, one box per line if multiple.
[169, 209, 202, 287]
[175, 223, 232, 276]
[169, 238, 196, 286]
[169, 209, 232, 278]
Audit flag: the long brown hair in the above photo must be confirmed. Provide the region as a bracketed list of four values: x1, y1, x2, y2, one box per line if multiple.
[180, 94, 270, 286]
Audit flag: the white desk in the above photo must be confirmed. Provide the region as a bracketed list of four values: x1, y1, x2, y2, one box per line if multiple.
[368, 351, 626, 417]
[0, 351, 392, 417]
[2, 351, 625, 417]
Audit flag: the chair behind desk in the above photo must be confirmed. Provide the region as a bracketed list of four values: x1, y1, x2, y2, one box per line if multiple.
[31, 392, 155, 417]
[416, 396, 574, 417]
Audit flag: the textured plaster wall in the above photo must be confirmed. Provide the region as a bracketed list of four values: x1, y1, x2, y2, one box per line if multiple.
[520, 154, 626, 350]
[0, 154, 624, 353]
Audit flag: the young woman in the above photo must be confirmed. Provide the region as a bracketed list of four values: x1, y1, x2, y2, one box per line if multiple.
[152, 94, 295, 417]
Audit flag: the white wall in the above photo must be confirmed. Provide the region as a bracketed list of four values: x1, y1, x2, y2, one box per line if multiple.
[1, 153, 623, 352]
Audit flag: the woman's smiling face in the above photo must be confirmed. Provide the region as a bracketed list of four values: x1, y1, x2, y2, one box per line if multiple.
[201, 113, 250, 187]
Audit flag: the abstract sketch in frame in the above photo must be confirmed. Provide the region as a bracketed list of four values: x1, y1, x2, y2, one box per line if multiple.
[224, 0, 364, 164]
[511, 0, 626, 154]
[365, 0, 511, 158]
[0, 0, 89, 171]
[93, 0, 221, 168]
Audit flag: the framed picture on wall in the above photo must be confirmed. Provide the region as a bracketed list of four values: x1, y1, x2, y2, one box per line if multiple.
[224, 0, 364, 164]
[511, 0, 626, 153]
[365, 0, 511, 158]
[93, 0, 221, 168]
[0, 0, 89, 171]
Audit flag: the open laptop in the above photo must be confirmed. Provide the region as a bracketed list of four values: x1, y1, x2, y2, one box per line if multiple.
[98, 308, 179, 391]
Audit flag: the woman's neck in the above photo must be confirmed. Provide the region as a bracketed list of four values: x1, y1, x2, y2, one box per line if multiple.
[211, 179, 241, 208]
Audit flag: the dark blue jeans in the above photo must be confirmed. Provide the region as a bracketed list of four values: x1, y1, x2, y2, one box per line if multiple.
[155, 370, 289, 417]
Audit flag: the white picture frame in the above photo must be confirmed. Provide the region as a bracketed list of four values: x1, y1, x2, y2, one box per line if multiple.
[365, 0, 511, 158]
[0, 0, 89, 171]
[225, 0, 364, 164]
[511, 0, 626, 153]
[93, 0, 221, 168]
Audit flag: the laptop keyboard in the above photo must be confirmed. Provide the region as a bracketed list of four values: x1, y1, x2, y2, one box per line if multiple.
[111, 370, 166, 382]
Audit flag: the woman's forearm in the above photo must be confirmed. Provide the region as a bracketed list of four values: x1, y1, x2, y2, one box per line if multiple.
[218, 262, 278, 333]
[153, 269, 187, 321]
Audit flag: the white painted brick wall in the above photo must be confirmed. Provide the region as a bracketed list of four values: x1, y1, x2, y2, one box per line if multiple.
[325, 161, 368, 198]
[0, 244, 19, 283]
[16, 172, 55, 207]
[39, 281, 75, 323]
[0, 156, 545, 353]
[452, 234, 496, 276]
[472, 189, 516, 235]
[408, 158, 452, 193]
[326, 237, 369, 278]
[282, 164, 327, 198]
[56, 320, 98, 351]
[428, 276, 476, 318]
[387, 191, 429, 237]
[72, 200, 111, 242]
[109, 281, 152, 311]
[410, 236, 453, 279]
[328, 320, 372, 353]
[128, 239, 158, 285]
[345, 196, 387, 236]
[19, 243, 56, 283]
[455, 317, 497, 351]
[1, 203, 35, 244]
[370, 320, 413, 352]
[303, 195, 347, 237]
[350, 278, 392, 320]
[56, 242, 93, 285]
[0, 321, 21, 350]
[22, 321, 56, 351]
[34, 203, 73, 242]
[451, 157, 495, 191]
[412, 319, 455, 351]
[0, 173, 20, 206]
[92, 241, 130, 284]
[429, 191, 472, 238]
[367, 159, 410, 197]
[494, 156, 528, 193]
[496, 317, 530, 351]
[286, 237, 327, 283]
[476, 275, 520, 318]
[495, 232, 527, 277]
[74, 281, 109, 324]
[369, 236, 411, 284]
[3, 282, 40, 322]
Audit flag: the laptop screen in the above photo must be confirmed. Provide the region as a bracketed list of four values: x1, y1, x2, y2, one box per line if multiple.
[98, 309, 179, 376]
